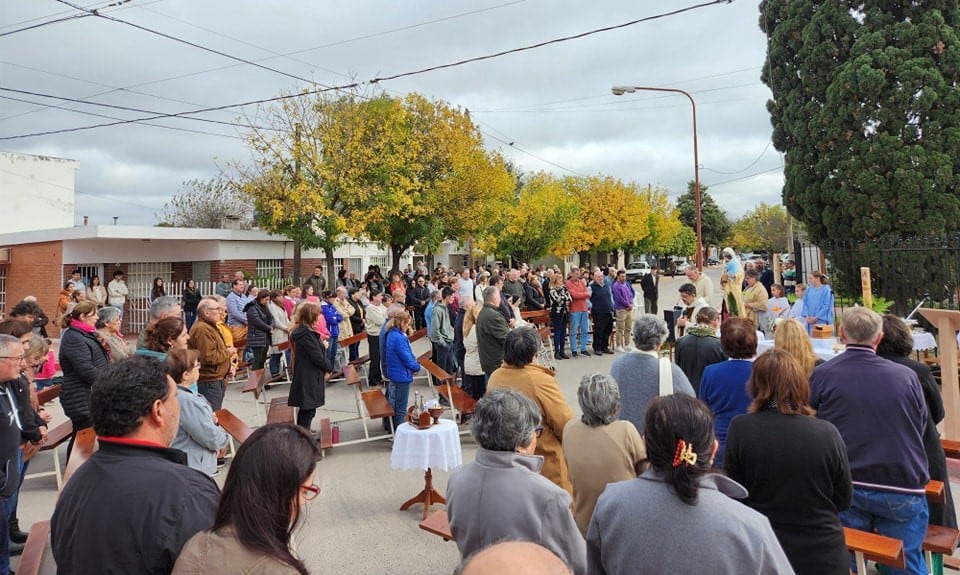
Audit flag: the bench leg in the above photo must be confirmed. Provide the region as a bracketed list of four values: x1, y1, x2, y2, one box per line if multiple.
[445, 379, 459, 423]
[354, 386, 370, 441]
[52, 444, 64, 491]
[852, 550, 867, 575]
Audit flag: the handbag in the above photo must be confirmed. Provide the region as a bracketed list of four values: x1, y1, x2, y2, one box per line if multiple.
[658, 357, 672, 397]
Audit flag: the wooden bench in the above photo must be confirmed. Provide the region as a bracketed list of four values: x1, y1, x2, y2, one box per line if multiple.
[241, 368, 269, 425]
[23, 420, 74, 489]
[417, 352, 476, 423]
[419, 509, 454, 542]
[18, 520, 51, 575]
[20, 428, 97, 573]
[845, 526, 905, 573]
[520, 309, 551, 328]
[333, 364, 394, 447]
[214, 408, 253, 459]
[266, 397, 295, 425]
[924, 524, 960, 574]
[60, 427, 97, 489]
[941, 438, 960, 460]
[36, 384, 61, 406]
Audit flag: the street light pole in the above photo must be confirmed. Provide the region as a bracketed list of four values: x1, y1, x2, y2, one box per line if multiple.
[611, 85, 702, 271]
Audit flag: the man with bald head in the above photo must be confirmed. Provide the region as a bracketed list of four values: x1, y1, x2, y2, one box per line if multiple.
[458, 541, 573, 575]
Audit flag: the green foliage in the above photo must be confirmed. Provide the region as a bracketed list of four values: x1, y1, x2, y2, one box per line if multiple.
[676, 181, 731, 249]
[730, 202, 790, 253]
[761, 0, 960, 243]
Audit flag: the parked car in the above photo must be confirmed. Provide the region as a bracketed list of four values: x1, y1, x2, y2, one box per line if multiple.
[706, 257, 720, 266]
[624, 261, 652, 283]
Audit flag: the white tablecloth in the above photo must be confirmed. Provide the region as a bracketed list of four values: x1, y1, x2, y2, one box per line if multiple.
[758, 331, 938, 361]
[912, 331, 937, 351]
[757, 337, 843, 362]
[390, 419, 462, 472]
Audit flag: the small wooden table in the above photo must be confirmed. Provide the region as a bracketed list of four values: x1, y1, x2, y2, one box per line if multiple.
[390, 420, 462, 519]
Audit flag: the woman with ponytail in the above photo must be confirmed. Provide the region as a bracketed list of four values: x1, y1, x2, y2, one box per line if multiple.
[585, 394, 793, 574]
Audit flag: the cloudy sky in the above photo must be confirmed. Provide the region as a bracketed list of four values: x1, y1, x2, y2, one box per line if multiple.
[1, 0, 781, 227]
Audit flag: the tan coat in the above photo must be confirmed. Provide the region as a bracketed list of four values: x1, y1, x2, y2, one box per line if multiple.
[172, 528, 301, 575]
[333, 297, 354, 339]
[742, 281, 769, 331]
[488, 363, 575, 495]
[562, 419, 646, 536]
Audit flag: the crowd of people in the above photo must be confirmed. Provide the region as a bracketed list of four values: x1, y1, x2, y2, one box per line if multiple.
[2, 255, 954, 575]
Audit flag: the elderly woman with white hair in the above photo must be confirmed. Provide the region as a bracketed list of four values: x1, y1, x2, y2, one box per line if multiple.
[446, 388, 586, 575]
[609, 314, 694, 435]
[562, 373, 647, 536]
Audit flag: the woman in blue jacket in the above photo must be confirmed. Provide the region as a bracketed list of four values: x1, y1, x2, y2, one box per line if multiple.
[383, 311, 421, 430]
[320, 291, 343, 367]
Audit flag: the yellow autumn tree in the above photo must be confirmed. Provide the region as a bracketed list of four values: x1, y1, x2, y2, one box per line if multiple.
[232, 89, 366, 285]
[481, 172, 580, 263]
[562, 176, 653, 253]
[730, 202, 790, 253]
[627, 184, 685, 255]
[332, 93, 514, 268]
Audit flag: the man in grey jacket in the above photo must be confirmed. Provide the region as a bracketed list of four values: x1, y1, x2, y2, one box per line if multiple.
[430, 287, 456, 378]
[447, 389, 586, 575]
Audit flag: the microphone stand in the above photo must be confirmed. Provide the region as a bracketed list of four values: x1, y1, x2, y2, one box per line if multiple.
[905, 294, 930, 321]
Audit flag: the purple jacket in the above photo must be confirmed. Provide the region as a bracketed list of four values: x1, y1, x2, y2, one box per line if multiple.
[612, 281, 635, 310]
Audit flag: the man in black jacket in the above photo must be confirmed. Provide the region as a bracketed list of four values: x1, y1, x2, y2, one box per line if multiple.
[407, 276, 430, 331]
[0, 335, 25, 575]
[52, 356, 219, 575]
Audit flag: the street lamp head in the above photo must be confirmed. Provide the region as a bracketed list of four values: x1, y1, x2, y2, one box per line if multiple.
[611, 86, 636, 96]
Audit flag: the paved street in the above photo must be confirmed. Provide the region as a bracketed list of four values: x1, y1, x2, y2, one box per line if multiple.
[14, 266, 774, 574]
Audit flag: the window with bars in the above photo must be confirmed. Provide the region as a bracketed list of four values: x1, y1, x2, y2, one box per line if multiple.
[191, 262, 211, 283]
[257, 259, 283, 278]
[0, 266, 6, 317]
[126, 263, 173, 334]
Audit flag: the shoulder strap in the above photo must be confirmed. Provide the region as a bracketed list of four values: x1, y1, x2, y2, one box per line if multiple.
[658, 357, 672, 397]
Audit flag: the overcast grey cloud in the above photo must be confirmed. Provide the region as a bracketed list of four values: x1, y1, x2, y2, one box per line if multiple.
[0, 0, 781, 227]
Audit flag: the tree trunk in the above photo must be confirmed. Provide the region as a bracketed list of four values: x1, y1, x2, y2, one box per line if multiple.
[390, 244, 405, 275]
[292, 239, 302, 285]
[324, 246, 336, 293]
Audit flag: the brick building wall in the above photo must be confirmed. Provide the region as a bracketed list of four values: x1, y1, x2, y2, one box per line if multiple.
[10, 242, 63, 336]
[211, 259, 256, 280]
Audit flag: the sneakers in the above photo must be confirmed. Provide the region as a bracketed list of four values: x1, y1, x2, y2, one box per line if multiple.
[216, 457, 226, 468]
[603, 349, 615, 355]
[571, 351, 579, 358]
[580, 350, 591, 357]
[616, 346, 626, 353]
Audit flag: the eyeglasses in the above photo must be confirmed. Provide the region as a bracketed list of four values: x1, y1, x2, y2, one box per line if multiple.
[534, 426, 544, 438]
[0, 356, 25, 363]
[301, 483, 321, 501]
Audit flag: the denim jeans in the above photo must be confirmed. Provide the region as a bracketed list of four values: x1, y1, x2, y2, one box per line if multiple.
[184, 311, 197, 331]
[840, 487, 928, 575]
[0, 495, 9, 575]
[327, 335, 339, 367]
[569, 311, 589, 352]
[551, 314, 567, 354]
[388, 381, 411, 430]
[269, 349, 291, 377]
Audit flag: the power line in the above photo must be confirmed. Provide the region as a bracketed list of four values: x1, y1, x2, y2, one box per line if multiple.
[0, 94, 244, 140]
[706, 166, 782, 187]
[701, 141, 772, 175]
[52, 0, 323, 87]
[369, 0, 733, 84]
[1, 0, 732, 142]
[0, 87, 282, 133]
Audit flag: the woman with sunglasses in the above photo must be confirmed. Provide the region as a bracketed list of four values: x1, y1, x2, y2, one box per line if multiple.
[173, 423, 321, 575]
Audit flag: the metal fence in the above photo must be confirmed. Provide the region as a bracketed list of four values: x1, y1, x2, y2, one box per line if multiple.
[822, 235, 960, 320]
